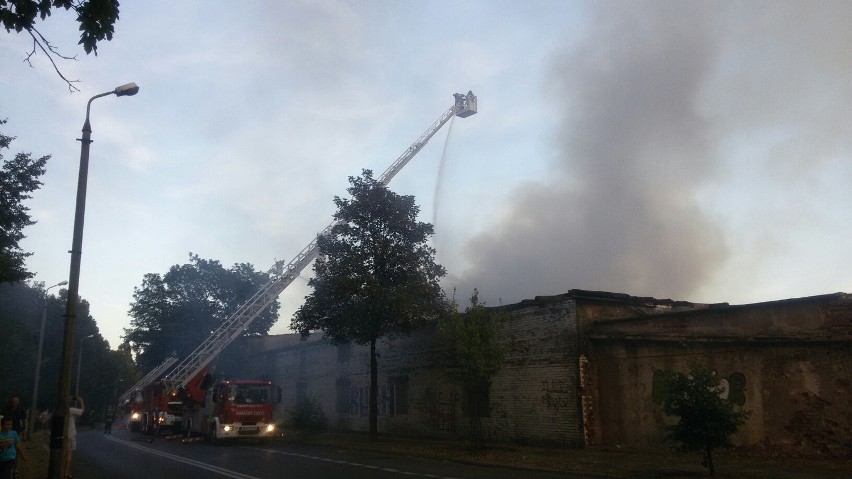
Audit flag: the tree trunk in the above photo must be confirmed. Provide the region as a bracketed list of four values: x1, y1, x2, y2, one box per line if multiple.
[466, 381, 487, 454]
[369, 337, 378, 440]
[705, 446, 715, 476]
[468, 388, 484, 454]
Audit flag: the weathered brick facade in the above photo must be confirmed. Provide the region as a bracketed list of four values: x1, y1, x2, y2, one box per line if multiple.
[245, 294, 584, 446]
[586, 293, 852, 456]
[240, 290, 852, 456]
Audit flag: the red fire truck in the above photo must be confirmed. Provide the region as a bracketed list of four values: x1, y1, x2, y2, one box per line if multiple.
[126, 367, 280, 441]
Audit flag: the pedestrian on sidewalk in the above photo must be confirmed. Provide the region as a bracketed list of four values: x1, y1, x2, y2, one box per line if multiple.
[104, 406, 114, 435]
[0, 417, 26, 479]
[64, 396, 84, 479]
[0, 396, 27, 442]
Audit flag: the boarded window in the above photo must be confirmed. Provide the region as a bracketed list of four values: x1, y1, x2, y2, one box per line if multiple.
[335, 378, 351, 414]
[389, 376, 409, 415]
[462, 384, 491, 418]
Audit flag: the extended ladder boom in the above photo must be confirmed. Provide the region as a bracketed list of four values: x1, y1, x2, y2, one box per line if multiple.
[118, 355, 177, 405]
[160, 91, 477, 392]
[378, 91, 477, 186]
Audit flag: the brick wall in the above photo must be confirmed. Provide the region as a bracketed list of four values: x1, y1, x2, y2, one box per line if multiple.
[240, 290, 851, 456]
[588, 294, 852, 456]
[245, 296, 584, 446]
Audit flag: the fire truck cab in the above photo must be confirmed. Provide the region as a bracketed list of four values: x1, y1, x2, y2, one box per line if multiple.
[194, 379, 281, 442]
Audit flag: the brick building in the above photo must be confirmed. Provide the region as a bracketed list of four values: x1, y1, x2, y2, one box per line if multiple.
[585, 292, 852, 456]
[242, 290, 852, 455]
[245, 293, 585, 446]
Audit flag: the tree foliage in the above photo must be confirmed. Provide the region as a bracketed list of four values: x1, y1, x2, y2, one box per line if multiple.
[662, 363, 750, 476]
[441, 290, 505, 385]
[0, 281, 130, 420]
[1, 0, 121, 91]
[440, 289, 506, 453]
[0, 118, 48, 284]
[125, 253, 279, 371]
[292, 170, 449, 438]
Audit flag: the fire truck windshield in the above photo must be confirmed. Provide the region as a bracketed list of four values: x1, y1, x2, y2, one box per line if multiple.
[228, 385, 271, 404]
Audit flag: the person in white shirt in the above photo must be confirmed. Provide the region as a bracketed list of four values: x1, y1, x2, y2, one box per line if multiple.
[64, 396, 84, 479]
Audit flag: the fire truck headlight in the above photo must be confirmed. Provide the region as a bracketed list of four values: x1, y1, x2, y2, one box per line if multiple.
[223, 425, 232, 432]
[265, 424, 275, 433]
[131, 413, 139, 420]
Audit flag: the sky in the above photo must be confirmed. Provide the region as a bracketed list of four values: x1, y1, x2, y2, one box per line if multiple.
[3, 1, 851, 350]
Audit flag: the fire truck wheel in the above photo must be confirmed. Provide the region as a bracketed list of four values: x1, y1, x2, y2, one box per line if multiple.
[207, 423, 219, 445]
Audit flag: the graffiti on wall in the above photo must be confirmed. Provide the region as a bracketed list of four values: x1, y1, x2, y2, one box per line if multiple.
[350, 386, 368, 417]
[492, 403, 510, 436]
[348, 384, 397, 417]
[652, 369, 747, 407]
[417, 387, 459, 432]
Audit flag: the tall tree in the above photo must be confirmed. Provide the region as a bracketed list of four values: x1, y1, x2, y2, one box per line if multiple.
[440, 289, 506, 453]
[1, 0, 121, 91]
[0, 118, 48, 284]
[292, 170, 449, 439]
[662, 363, 751, 477]
[0, 281, 128, 419]
[125, 253, 279, 371]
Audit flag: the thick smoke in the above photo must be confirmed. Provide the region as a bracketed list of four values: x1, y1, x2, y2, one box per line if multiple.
[452, 3, 728, 304]
[452, 2, 852, 306]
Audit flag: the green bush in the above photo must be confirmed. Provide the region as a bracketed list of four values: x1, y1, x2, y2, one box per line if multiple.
[662, 363, 750, 476]
[289, 395, 328, 432]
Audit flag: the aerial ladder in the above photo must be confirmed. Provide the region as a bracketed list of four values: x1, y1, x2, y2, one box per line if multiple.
[130, 91, 477, 395]
[117, 355, 177, 406]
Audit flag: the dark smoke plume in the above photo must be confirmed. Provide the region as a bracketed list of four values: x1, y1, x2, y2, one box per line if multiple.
[452, 3, 728, 303]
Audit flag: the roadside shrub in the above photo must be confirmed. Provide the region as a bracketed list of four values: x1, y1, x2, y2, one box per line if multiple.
[289, 395, 328, 432]
[662, 363, 750, 476]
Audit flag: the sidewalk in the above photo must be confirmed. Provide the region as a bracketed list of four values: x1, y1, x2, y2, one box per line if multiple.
[280, 431, 852, 478]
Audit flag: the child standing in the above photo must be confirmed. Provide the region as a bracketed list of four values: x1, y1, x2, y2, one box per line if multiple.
[0, 417, 26, 479]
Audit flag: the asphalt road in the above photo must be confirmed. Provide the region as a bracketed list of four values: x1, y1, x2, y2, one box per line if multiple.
[74, 429, 569, 479]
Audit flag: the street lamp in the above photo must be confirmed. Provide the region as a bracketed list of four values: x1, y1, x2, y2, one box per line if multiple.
[74, 334, 95, 397]
[47, 82, 139, 479]
[29, 280, 68, 438]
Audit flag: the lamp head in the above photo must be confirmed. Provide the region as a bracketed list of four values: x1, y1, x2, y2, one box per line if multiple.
[114, 82, 139, 97]
[58, 281, 69, 286]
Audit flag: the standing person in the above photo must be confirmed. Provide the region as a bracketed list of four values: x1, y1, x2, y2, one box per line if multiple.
[0, 417, 26, 479]
[0, 396, 27, 442]
[103, 406, 114, 435]
[37, 410, 50, 434]
[64, 396, 84, 479]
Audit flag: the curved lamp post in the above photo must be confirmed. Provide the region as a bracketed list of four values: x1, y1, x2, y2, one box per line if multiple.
[29, 280, 68, 438]
[47, 83, 139, 479]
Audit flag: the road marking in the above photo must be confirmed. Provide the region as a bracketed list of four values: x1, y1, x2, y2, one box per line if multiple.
[249, 447, 460, 479]
[106, 435, 460, 479]
[105, 435, 260, 479]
